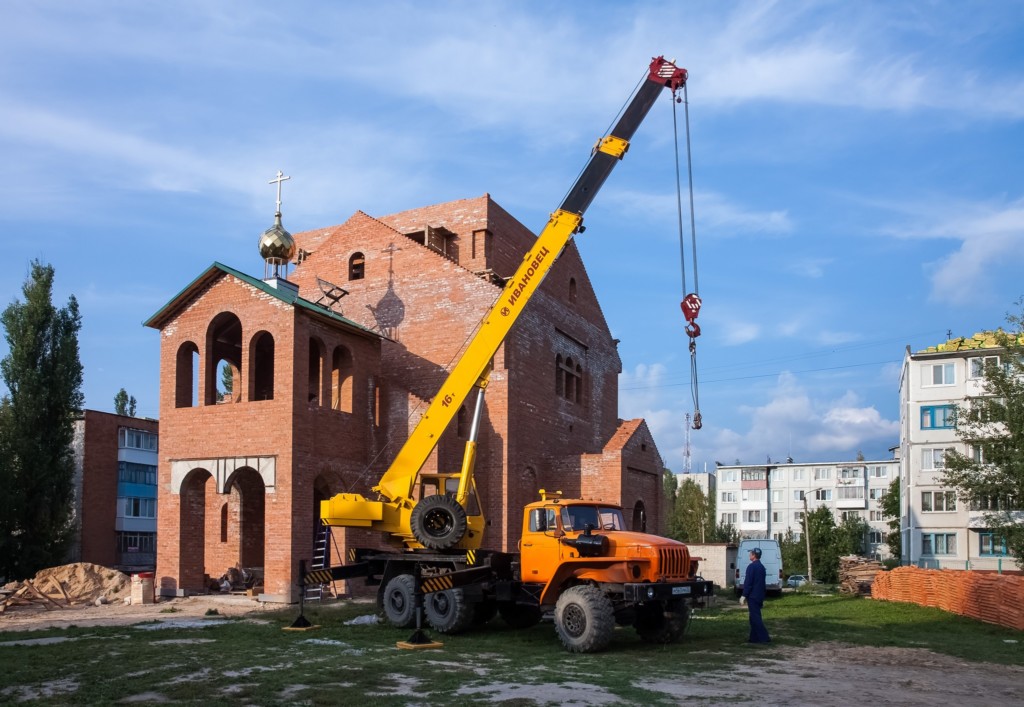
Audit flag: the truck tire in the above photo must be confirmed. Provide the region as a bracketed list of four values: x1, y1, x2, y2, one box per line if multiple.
[424, 588, 474, 634]
[380, 574, 416, 629]
[497, 601, 542, 629]
[554, 585, 615, 653]
[410, 494, 468, 550]
[635, 601, 690, 644]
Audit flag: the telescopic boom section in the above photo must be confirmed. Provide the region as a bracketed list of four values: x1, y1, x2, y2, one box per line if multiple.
[370, 57, 687, 507]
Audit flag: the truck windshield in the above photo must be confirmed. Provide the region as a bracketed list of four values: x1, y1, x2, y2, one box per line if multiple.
[561, 506, 625, 531]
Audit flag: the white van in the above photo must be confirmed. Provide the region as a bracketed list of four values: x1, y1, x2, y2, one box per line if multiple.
[734, 539, 783, 597]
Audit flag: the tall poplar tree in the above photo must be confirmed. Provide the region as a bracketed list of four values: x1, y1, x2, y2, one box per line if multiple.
[0, 261, 83, 580]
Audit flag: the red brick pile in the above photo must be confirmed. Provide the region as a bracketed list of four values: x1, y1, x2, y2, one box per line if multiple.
[871, 566, 1024, 630]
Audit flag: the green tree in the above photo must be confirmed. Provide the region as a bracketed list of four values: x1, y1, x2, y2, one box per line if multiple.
[220, 361, 234, 398]
[114, 388, 136, 417]
[0, 261, 83, 581]
[880, 476, 902, 562]
[806, 505, 840, 583]
[670, 478, 711, 542]
[779, 528, 807, 575]
[942, 300, 1024, 569]
[835, 514, 871, 556]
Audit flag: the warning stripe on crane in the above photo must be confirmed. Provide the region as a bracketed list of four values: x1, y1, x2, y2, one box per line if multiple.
[304, 569, 334, 585]
[421, 575, 455, 593]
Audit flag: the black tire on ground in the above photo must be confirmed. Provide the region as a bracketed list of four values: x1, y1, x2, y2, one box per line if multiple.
[554, 585, 615, 653]
[497, 601, 543, 629]
[635, 600, 690, 644]
[410, 494, 468, 550]
[472, 598, 498, 626]
[380, 574, 417, 629]
[424, 588, 474, 634]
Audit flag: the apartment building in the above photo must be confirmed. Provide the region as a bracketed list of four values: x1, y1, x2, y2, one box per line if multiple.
[70, 410, 159, 572]
[899, 333, 1020, 571]
[714, 458, 898, 560]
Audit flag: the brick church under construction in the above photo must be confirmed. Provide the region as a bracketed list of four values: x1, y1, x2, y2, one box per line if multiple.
[146, 193, 666, 601]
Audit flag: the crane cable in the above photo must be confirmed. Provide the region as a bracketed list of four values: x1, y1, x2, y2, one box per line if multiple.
[673, 81, 703, 430]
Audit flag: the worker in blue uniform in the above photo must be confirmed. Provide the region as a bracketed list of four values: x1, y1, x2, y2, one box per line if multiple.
[739, 547, 771, 643]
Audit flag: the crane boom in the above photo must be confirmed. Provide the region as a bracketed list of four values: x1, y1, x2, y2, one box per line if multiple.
[321, 57, 688, 549]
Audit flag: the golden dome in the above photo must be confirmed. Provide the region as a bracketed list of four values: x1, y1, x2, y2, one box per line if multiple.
[258, 213, 296, 263]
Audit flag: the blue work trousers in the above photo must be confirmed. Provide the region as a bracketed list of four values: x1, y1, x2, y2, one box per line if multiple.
[747, 598, 771, 643]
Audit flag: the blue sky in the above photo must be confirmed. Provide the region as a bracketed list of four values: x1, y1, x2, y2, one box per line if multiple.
[3, 1, 1023, 474]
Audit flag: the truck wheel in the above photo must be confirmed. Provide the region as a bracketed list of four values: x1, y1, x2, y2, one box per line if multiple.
[554, 585, 615, 653]
[635, 601, 690, 644]
[410, 494, 468, 550]
[424, 588, 474, 634]
[497, 601, 542, 629]
[381, 574, 416, 629]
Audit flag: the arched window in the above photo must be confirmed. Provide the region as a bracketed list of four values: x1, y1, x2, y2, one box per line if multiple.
[555, 354, 584, 404]
[175, 341, 199, 408]
[249, 331, 275, 401]
[575, 363, 583, 404]
[632, 501, 647, 533]
[349, 252, 365, 281]
[564, 357, 576, 402]
[555, 354, 564, 397]
[569, 277, 577, 303]
[205, 312, 242, 405]
[308, 337, 325, 405]
[332, 345, 354, 412]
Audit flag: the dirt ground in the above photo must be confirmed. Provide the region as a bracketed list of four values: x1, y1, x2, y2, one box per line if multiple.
[2, 595, 1023, 705]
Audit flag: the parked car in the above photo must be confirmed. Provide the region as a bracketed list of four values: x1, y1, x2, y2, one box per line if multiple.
[787, 575, 807, 587]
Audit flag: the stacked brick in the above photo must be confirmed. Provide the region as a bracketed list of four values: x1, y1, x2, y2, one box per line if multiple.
[871, 566, 1024, 630]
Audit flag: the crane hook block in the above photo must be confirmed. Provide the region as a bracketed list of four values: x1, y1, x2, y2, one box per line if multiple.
[680, 293, 702, 324]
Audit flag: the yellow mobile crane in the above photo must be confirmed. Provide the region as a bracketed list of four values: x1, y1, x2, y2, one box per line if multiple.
[320, 57, 690, 553]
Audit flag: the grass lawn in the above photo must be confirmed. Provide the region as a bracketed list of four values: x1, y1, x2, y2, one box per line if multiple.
[1, 590, 1021, 705]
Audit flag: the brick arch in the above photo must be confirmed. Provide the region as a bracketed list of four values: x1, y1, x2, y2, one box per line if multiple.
[331, 345, 354, 412]
[249, 330, 275, 402]
[205, 311, 243, 405]
[178, 467, 213, 592]
[221, 467, 266, 572]
[308, 336, 326, 406]
[632, 500, 647, 533]
[175, 340, 199, 408]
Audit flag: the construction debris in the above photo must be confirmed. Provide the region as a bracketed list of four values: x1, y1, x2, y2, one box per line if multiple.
[838, 555, 884, 595]
[1, 563, 131, 616]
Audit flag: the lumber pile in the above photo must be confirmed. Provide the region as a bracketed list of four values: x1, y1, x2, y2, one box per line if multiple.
[0, 562, 130, 616]
[838, 555, 884, 595]
[872, 566, 1024, 631]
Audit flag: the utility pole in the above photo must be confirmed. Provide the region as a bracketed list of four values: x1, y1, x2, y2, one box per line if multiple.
[803, 492, 813, 584]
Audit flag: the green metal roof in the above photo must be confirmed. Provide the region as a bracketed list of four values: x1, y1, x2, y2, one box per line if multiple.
[143, 261, 378, 339]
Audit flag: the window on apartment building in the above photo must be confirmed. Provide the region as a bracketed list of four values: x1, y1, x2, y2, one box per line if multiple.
[968, 355, 1000, 379]
[868, 530, 884, 544]
[921, 405, 956, 429]
[965, 397, 1007, 424]
[118, 428, 158, 452]
[838, 467, 863, 480]
[772, 511, 782, 523]
[979, 532, 1007, 556]
[923, 362, 955, 386]
[721, 512, 737, 525]
[868, 488, 885, 500]
[921, 447, 954, 470]
[348, 252, 365, 280]
[794, 490, 805, 501]
[721, 491, 736, 503]
[792, 468, 805, 481]
[771, 490, 783, 502]
[869, 510, 885, 521]
[921, 532, 957, 555]
[117, 532, 156, 554]
[921, 491, 957, 512]
[869, 465, 887, 479]
[970, 444, 986, 464]
[743, 510, 762, 523]
[841, 510, 861, 521]
[838, 486, 865, 500]
[124, 497, 156, 518]
[814, 467, 831, 480]
[118, 462, 157, 486]
[742, 469, 766, 481]
[815, 489, 832, 501]
[970, 494, 1018, 511]
[723, 470, 738, 483]
[769, 469, 783, 482]
[794, 511, 805, 523]
[742, 489, 766, 502]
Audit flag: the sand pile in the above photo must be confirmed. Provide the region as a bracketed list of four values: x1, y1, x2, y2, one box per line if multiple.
[2, 563, 131, 608]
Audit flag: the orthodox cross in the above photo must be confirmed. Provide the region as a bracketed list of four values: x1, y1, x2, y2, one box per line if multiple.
[382, 241, 402, 278]
[269, 170, 291, 213]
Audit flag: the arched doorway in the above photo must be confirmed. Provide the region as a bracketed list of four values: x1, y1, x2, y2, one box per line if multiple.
[632, 500, 647, 533]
